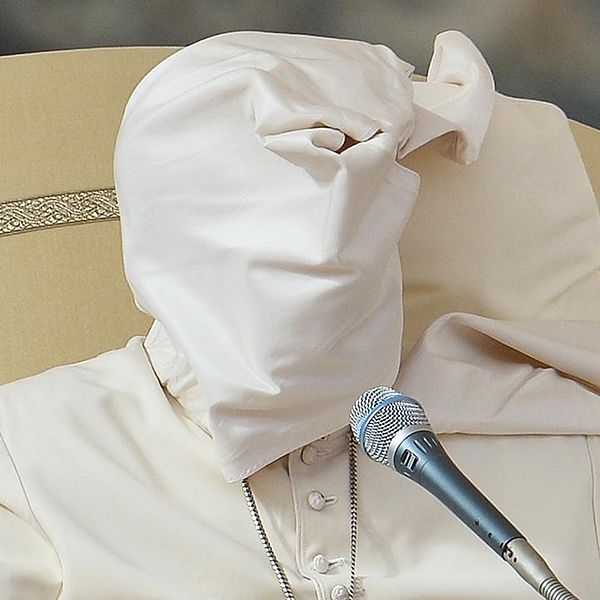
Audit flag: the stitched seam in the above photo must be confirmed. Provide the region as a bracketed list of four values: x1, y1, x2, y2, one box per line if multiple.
[585, 436, 600, 568]
[0, 429, 64, 598]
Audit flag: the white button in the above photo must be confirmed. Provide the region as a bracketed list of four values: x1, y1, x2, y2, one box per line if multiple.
[312, 554, 330, 574]
[331, 584, 349, 600]
[308, 491, 326, 510]
[301, 445, 318, 465]
[308, 491, 338, 511]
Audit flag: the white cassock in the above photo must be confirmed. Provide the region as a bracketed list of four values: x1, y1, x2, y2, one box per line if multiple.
[1, 30, 599, 599]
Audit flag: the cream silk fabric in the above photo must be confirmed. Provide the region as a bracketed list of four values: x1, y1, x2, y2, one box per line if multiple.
[1, 30, 600, 599]
[114, 30, 494, 483]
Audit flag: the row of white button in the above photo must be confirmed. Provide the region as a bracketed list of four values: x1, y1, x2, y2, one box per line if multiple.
[300, 442, 353, 600]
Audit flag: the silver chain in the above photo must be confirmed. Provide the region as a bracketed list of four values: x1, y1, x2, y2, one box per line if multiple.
[242, 430, 359, 599]
[348, 430, 358, 599]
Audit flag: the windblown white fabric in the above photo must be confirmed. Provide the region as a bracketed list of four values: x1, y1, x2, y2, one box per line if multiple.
[1, 29, 600, 599]
[114, 30, 494, 482]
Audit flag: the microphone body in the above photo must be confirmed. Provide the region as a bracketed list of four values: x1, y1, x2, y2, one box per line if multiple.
[351, 387, 580, 600]
[390, 426, 520, 556]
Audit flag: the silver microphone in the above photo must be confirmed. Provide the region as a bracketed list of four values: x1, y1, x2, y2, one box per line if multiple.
[350, 386, 580, 600]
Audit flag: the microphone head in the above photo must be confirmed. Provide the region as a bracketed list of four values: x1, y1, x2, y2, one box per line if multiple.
[350, 386, 431, 467]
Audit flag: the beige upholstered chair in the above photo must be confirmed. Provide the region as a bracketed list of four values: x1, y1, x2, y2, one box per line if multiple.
[1, 47, 599, 386]
[0, 47, 177, 385]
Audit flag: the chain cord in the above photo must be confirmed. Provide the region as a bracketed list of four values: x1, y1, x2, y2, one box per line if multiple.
[242, 429, 359, 599]
[241, 477, 297, 599]
[347, 431, 358, 600]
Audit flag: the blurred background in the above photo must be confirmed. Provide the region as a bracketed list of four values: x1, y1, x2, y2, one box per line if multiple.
[0, 0, 598, 127]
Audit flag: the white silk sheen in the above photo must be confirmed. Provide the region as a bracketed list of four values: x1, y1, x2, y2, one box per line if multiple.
[2, 30, 600, 599]
[115, 30, 494, 482]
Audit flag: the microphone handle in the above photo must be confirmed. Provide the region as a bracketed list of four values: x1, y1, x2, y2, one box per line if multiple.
[390, 429, 580, 599]
[391, 428, 520, 554]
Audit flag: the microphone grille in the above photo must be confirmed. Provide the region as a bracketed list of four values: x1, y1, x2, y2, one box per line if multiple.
[350, 386, 430, 466]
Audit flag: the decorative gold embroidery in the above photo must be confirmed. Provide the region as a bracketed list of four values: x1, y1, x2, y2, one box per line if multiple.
[0, 188, 119, 237]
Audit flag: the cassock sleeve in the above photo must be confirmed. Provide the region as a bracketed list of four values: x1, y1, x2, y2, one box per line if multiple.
[0, 431, 62, 599]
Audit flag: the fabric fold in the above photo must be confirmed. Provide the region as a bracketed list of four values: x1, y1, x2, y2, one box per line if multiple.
[394, 312, 600, 436]
[400, 29, 496, 164]
[117, 31, 425, 482]
[118, 28, 600, 485]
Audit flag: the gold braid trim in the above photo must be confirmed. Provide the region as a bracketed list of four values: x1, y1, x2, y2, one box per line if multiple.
[0, 188, 119, 237]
